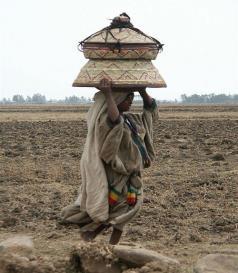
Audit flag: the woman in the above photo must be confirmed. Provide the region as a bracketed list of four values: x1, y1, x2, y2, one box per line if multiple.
[61, 78, 158, 244]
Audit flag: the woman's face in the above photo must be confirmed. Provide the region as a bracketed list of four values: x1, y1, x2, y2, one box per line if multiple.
[117, 93, 134, 113]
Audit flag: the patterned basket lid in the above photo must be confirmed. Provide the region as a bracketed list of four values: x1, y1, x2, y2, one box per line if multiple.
[79, 13, 164, 60]
[72, 60, 167, 88]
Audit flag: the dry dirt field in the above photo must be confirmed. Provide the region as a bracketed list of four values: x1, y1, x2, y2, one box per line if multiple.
[0, 104, 238, 272]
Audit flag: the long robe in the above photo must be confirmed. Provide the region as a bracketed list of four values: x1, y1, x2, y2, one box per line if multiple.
[61, 92, 158, 231]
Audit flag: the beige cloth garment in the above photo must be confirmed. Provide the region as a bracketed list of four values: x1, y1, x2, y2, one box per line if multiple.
[75, 91, 130, 222]
[61, 91, 158, 231]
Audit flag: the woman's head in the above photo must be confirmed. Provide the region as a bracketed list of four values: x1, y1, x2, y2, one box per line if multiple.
[117, 92, 134, 113]
[96, 78, 142, 113]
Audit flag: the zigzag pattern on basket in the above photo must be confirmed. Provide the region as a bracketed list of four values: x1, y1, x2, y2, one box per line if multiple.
[73, 60, 166, 87]
[84, 48, 158, 60]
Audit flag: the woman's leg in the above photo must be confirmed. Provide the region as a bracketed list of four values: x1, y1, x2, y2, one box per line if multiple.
[109, 228, 123, 245]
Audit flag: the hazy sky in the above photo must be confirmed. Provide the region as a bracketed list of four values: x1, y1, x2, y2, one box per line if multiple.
[0, 0, 237, 100]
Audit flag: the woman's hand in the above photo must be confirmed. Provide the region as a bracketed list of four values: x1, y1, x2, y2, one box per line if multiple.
[138, 88, 153, 106]
[137, 87, 146, 96]
[99, 78, 112, 97]
[99, 78, 120, 122]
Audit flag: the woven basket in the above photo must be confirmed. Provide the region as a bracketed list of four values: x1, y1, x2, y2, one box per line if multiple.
[73, 14, 167, 89]
[73, 60, 166, 88]
[82, 28, 159, 60]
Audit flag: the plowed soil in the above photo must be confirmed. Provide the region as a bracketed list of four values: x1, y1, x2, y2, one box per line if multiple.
[0, 104, 237, 272]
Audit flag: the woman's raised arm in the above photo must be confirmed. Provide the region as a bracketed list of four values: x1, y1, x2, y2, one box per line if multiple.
[99, 78, 120, 123]
[138, 89, 153, 107]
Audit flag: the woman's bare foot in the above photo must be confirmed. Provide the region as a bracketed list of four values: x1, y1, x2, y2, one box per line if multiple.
[109, 228, 122, 245]
[80, 224, 109, 242]
[80, 231, 97, 242]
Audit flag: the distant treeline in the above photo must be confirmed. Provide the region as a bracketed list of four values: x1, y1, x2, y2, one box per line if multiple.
[180, 93, 238, 104]
[0, 93, 238, 104]
[0, 93, 92, 104]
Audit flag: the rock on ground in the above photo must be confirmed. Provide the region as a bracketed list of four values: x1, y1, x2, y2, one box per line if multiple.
[123, 261, 180, 273]
[194, 253, 238, 273]
[113, 245, 180, 268]
[0, 253, 55, 273]
[0, 235, 55, 273]
[0, 235, 34, 257]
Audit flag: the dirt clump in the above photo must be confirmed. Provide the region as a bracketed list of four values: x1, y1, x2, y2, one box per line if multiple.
[69, 242, 120, 273]
[69, 242, 180, 273]
[0, 235, 55, 273]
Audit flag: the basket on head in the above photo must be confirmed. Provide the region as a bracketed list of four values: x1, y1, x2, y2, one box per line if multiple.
[73, 13, 166, 89]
